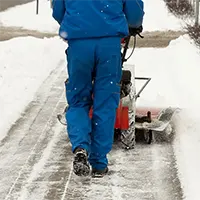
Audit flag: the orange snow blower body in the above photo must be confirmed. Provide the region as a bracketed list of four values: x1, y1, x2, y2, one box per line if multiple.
[89, 102, 129, 130]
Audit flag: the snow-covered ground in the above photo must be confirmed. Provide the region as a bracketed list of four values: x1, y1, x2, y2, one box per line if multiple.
[0, 36, 67, 140]
[0, 0, 200, 199]
[0, 0, 59, 32]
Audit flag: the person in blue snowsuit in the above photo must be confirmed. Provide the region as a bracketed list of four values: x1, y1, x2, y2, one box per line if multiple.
[52, 0, 144, 177]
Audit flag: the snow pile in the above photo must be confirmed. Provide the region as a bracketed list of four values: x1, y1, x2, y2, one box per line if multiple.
[173, 108, 200, 200]
[0, 0, 59, 33]
[0, 36, 66, 141]
[134, 35, 200, 109]
[130, 35, 200, 200]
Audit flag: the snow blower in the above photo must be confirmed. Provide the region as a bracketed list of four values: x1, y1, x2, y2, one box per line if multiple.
[116, 28, 178, 149]
[57, 27, 178, 149]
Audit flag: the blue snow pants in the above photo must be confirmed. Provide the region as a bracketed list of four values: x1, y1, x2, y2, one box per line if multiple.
[65, 37, 122, 170]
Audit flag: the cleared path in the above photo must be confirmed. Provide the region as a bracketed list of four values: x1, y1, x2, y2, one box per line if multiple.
[0, 62, 183, 199]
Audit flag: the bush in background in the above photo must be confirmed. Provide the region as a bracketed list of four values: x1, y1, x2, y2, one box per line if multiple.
[185, 24, 200, 47]
[164, 0, 194, 18]
[163, 0, 200, 47]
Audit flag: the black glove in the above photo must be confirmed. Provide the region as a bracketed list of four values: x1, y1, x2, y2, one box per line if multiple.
[129, 25, 143, 36]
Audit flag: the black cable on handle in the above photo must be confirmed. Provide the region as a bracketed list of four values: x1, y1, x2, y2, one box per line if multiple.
[121, 31, 144, 65]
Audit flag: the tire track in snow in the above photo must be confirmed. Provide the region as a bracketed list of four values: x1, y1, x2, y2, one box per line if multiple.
[13, 109, 67, 200]
[61, 143, 183, 199]
[60, 163, 73, 200]
[0, 61, 68, 199]
[5, 95, 64, 200]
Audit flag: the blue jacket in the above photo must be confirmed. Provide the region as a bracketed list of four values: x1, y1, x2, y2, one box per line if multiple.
[52, 0, 144, 40]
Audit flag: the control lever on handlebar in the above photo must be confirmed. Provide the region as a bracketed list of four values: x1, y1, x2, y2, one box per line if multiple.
[129, 26, 144, 38]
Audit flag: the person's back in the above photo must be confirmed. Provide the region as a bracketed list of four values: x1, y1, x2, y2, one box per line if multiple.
[52, 0, 144, 178]
[52, 0, 144, 40]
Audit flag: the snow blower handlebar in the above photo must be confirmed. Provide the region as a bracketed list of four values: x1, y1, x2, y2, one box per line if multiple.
[121, 26, 144, 65]
[120, 26, 152, 101]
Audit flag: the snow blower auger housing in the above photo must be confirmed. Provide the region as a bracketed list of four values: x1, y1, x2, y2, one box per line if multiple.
[57, 27, 177, 149]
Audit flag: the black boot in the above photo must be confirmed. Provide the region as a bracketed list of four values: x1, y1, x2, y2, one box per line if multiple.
[73, 148, 90, 176]
[91, 167, 108, 178]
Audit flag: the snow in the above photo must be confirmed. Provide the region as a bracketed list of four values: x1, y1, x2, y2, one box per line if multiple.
[0, 0, 182, 32]
[173, 109, 200, 200]
[0, 0, 200, 200]
[142, 0, 183, 31]
[0, 0, 59, 33]
[133, 35, 200, 109]
[0, 37, 67, 140]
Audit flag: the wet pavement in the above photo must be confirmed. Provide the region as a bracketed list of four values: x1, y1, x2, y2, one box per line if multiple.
[0, 26, 183, 48]
[0, 61, 183, 200]
[133, 30, 184, 48]
[0, 0, 34, 11]
[0, 26, 57, 41]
